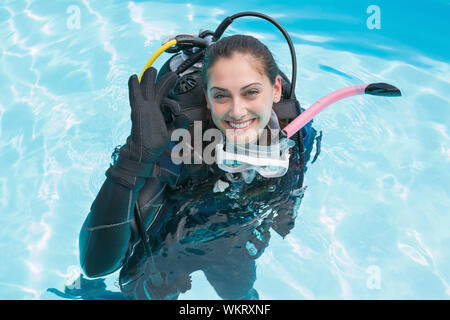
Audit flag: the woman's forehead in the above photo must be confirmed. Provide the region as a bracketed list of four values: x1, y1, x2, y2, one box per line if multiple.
[207, 53, 268, 89]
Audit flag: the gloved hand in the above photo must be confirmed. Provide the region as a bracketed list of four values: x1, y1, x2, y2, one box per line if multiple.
[245, 219, 272, 259]
[126, 67, 178, 163]
[107, 67, 188, 188]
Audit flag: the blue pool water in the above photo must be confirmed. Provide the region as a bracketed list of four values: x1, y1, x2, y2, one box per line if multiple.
[0, 0, 449, 299]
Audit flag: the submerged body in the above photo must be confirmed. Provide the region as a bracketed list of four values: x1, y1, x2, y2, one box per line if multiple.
[77, 14, 400, 299]
[78, 75, 316, 299]
[117, 116, 310, 300]
[79, 34, 315, 300]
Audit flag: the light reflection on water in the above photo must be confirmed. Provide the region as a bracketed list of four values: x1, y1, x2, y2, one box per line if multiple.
[0, 0, 449, 299]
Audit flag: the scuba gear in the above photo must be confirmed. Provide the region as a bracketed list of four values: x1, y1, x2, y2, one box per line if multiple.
[215, 138, 295, 178]
[127, 203, 192, 299]
[80, 12, 309, 300]
[128, 68, 179, 163]
[137, 11, 306, 186]
[112, 11, 402, 300]
[119, 14, 307, 298]
[217, 82, 402, 177]
[106, 67, 189, 189]
[138, 12, 401, 182]
[213, 12, 298, 100]
[215, 109, 295, 179]
[139, 35, 210, 82]
[139, 39, 177, 82]
[282, 83, 402, 139]
[141, 11, 302, 129]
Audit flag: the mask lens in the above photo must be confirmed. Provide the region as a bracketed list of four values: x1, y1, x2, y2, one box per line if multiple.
[219, 159, 250, 173]
[215, 138, 294, 178]
[256, 165, 287, 178]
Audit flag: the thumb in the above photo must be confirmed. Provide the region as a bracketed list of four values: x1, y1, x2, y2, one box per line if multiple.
[173, 113, 190, 130]
[167, 113, 189, 137]
[161, 97, 190, 130]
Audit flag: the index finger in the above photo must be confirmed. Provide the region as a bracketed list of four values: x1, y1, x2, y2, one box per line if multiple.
[128, 74, 144, 108]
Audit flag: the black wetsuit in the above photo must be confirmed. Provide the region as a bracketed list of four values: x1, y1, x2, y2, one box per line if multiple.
[79, 118, 311, 300]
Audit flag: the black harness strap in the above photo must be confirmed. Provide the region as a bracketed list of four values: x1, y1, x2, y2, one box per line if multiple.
[273, 98, 300, 121]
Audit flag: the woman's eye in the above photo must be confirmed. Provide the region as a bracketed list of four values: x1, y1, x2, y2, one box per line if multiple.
[247, 90, 259, 96]
[214, 94, 226, 99]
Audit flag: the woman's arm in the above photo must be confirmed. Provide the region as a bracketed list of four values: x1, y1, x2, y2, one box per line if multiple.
[78, 67, 185, 278]
[79, 174, 143, 278]
[79, 164, 168, 278]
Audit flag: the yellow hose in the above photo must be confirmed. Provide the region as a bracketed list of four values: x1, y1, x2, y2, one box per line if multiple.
[139, 39, 178, 82]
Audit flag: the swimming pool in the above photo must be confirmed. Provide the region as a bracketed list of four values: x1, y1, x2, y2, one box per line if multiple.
[0, 0, 449, 299]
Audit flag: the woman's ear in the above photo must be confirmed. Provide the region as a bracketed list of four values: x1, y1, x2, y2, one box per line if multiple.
[273, 75, 282, 103]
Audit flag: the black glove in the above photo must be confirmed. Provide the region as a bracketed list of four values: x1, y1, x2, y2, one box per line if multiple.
[107, 67, 188, 188]
[245, 219, 273, 260]
[271, 207, 296, 238]
[126, 67, 178, 163]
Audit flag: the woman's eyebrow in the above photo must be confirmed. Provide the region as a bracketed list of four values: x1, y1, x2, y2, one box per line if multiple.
[240, 82, 262, 91]
[209, 86, 229, 92]
[209, 83, 262, 92]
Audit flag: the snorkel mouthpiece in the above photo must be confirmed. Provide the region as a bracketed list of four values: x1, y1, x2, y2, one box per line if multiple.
[364, 83, 402, 97]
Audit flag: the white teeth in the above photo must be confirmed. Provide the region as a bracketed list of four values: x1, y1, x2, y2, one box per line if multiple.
[228, 119, 253, 129]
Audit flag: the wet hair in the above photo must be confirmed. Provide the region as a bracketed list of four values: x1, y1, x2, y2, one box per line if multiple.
[177, 35, 288, 170]
[201, 34, 279, 89]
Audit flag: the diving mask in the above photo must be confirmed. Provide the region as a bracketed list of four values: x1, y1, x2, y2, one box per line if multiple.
[215, 137, 295, 178]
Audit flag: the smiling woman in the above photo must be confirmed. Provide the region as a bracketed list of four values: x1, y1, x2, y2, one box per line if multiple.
[202, 35, 282, 144]
[78, 21, 314, 300]
[74, 7, 406, 300]
[0, 0, 448, 302]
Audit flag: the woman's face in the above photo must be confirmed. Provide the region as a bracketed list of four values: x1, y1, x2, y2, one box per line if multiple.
[205, 52, 282, 144]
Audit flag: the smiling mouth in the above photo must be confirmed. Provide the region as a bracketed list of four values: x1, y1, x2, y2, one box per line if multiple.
[224, 119, 256, 131]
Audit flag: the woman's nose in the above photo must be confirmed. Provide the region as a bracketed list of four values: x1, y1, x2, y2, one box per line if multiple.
[229, 98, 247, 120]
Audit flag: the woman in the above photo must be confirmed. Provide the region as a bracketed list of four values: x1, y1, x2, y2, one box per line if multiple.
[79, 35, 313, 300]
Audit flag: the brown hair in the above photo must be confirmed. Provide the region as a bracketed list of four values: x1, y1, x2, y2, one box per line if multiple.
[201, 34, 279, 89]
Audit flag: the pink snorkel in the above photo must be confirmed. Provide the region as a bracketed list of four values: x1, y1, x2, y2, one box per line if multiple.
[212, 12, 402, 140]
[282, 82, 402, 138]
